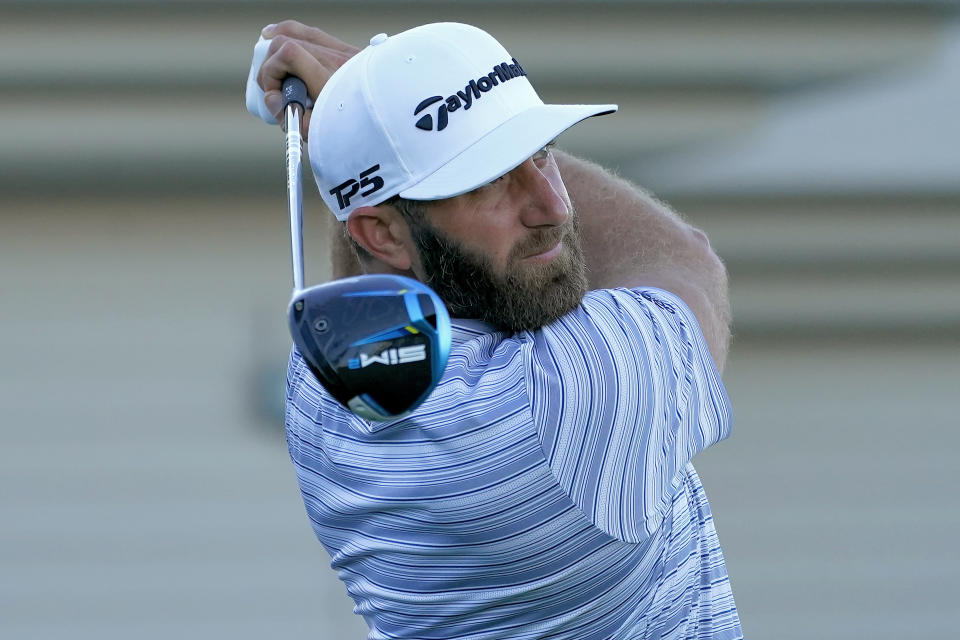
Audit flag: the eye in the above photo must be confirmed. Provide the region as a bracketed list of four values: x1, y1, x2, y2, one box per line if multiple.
[472, 173, 506, 195]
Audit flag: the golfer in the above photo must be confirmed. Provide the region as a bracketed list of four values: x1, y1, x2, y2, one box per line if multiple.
[250, 20, 742, 639]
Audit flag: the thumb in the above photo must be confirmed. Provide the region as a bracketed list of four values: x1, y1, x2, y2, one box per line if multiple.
[264, 90, 282, 121]
[265, 91, 312, 139]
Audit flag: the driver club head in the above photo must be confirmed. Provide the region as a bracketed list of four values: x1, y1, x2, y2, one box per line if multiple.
[288, 274, 451, 421]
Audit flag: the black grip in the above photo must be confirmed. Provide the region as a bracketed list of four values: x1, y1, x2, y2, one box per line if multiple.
[282, 76, 309, 111]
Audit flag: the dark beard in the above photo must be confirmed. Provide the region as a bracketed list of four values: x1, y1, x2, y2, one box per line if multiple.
[409, 214, 589, 332]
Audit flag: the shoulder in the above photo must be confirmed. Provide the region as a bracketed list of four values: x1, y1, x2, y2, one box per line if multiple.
[551, 286, 698, 337]
[524, 287, 732, 542]
[528, 286, 705, 380]
[523, 287, 698, 417]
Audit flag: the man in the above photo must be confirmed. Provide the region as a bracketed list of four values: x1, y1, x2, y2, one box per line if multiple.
[251, 20, 742, 639]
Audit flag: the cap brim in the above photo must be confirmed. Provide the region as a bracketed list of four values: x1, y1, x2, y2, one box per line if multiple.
[399, 103, 617, 200]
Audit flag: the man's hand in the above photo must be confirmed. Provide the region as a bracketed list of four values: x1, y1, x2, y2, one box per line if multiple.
[257, 21, 360, 136]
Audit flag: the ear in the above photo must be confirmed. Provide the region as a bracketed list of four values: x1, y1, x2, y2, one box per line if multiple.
[346, 205, 416, 272]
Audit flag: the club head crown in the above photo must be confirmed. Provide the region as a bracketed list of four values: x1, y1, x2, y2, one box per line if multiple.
[288, 274, 451, 420]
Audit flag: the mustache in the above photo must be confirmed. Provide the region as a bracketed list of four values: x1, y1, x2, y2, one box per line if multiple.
[511, 223, 573, 261]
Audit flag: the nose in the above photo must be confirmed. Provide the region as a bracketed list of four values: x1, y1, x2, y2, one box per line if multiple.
[512, 157, 570, 228]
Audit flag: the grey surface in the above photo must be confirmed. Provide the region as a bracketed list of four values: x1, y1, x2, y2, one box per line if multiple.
[637, 21, 960, 195]
[1, 2, 952, 194]
[0, 200, 367, 640]
[696, 339, 960, 639]
[3, 2, 959, 638]
[3, 199, 958, 639]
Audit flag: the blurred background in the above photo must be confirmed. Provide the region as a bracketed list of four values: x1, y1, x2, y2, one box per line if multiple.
[2, 1, 958, 638]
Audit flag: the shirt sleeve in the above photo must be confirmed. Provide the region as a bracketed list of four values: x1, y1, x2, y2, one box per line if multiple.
[525, 287, 732, 543]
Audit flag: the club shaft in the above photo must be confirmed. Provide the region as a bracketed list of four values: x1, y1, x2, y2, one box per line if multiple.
[285, 103, 305, 294]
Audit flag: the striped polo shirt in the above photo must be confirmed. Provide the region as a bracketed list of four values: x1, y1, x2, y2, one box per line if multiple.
[285, 287, 742, 639]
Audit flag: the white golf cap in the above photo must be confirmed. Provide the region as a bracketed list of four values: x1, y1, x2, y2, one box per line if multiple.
[308, 22, 617, 221]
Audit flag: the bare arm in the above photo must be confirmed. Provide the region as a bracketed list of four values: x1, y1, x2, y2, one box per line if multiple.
[557, 151, 731, 370]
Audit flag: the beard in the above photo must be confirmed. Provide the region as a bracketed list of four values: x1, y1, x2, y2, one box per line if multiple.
[408, 212, 589, 333]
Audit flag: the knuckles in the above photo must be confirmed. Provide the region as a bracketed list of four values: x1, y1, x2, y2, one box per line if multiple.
[256, 21, 358, 96]
[275, 39, 304, 64]
[258, 39, 305, 88]
[266, 34, 290, 57]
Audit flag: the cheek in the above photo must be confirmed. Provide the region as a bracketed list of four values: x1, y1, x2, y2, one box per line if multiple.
[459, 206, 520, 269]
[489, 232, 522, 272]
[428, 208, 516, 271]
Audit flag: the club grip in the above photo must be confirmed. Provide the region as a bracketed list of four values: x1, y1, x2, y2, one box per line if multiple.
[282, 76, 309, 111]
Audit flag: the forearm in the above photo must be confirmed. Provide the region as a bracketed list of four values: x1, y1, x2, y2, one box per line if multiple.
[557, 150, 731, 369]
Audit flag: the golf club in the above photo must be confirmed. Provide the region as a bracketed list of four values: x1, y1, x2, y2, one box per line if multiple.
[281, 75, 451, 421]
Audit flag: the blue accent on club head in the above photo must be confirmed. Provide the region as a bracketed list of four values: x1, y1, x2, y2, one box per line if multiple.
[341, 290, 408, 298]
[401, 280, 451, 390]
[351, 324, 417, 346]
[292, 273, 450, 421]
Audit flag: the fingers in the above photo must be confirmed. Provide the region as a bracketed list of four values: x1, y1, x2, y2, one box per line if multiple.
[257, 20, 360, 125]
[257, 39, 336, 124]
[265, 37, 355, 82]
[258, 38, 333, 95]
[263, 20, 359, 57]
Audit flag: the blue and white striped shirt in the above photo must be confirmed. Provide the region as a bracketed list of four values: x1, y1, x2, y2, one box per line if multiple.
[285, 287, 742, 639]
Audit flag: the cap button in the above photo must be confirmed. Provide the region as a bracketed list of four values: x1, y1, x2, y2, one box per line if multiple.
[370, 33, 388, 46]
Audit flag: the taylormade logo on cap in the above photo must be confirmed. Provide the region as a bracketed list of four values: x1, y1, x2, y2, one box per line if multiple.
[308, 23, 617, 221]
[413, 58, 527, 132]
